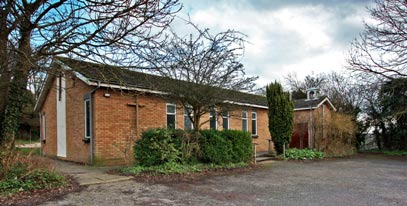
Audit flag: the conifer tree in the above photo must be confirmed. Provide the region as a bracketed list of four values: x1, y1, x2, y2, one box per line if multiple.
[266, 81, 294, 154]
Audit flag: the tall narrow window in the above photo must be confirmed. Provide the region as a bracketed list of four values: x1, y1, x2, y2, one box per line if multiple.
[41, 112, 46, 140]
[84, 99, 91, 138]
[166, 104, 176, 129]
[210, 108, 217, 130]
[184, 106, 193, 130]
[252, 112, 257, 136]
[242, 111, 248, 132]
[222, 111, 229, 130]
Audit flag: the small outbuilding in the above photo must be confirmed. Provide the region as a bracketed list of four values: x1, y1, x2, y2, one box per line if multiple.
[290, 88, 337, 149]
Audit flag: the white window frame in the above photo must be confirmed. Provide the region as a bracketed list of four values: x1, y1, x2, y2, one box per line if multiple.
[222, 111, 229, 130]
[84, 99, 91, 139]
[209, 108, 217, 130]
[40, 112, 46, 140]
[251, 111, 258, 136]
[166, 103, 177, 129]
[242, 110, 248, 132]
[184, 106, 193, 130]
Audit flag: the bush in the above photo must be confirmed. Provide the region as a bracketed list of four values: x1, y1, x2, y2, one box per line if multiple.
[285, 148, 324, 160]
[199, 130, 253, 164]
[134, 128, 253, 167]
[199, 130, 233, 164]
[220, 130, 253, 163]
[134, 128, 184, 166]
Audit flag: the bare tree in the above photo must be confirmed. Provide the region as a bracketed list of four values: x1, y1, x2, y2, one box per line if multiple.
[285, 72, 365, 115]
[347, 0, 407, 82]
[0, 0, 181, 152]
[141, 22, 258, 131]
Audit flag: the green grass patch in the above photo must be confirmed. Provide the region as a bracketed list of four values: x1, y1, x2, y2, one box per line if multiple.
[120, 162, 249, 175]
[361, 149, 407, 156]
[284, 148, 324, 160]
[15, 139, 40, 145]
[15, 147, 40, 156]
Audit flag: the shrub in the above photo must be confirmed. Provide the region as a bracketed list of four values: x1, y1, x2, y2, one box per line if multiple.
[134, 128, 184, 166]
[199, 130, 233, 164]
[220, 130, 253, 163]
[285, 148, 324, 160]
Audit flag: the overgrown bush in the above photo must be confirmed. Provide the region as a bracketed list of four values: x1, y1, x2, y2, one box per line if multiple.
[285, 148, 324, 160]
[134, 128, 184, 166]
[0, 152, 66, 195]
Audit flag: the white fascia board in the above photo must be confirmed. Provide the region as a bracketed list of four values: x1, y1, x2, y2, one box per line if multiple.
[223, 100, 268, 109]
[294, 107, 317, 111]
[87, 81, 167, 95]
[316, 97, 337, 111]
[34, 75, 49, 111]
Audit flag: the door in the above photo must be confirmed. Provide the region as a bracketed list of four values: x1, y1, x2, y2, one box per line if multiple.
[290, 123, 309, 149]
[57, 76, 67, 157]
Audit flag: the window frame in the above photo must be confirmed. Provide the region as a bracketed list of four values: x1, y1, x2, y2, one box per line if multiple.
[251, 111, 258, 136]
[84, 99, 91, 139]
[209, 108, 217, 130]
[184, 106, 193, 130]
[222, 111, 229, 130]
[40, 112, 46, 140]
[242, 110, 248, 132]
[166, 103, 177, 129]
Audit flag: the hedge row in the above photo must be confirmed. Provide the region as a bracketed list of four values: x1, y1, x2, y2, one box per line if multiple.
[134, 128, 253, 166]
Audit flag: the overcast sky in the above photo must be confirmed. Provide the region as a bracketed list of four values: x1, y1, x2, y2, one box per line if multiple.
[172, 0, 374, 87]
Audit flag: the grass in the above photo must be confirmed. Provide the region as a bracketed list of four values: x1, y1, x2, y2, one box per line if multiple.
[361, 149, 407, 156]
[120, 162, 249, 175]
[16, 147, 41, 156]
[15, 139, 40, 145]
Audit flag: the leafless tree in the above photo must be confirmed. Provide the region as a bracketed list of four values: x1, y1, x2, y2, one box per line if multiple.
[285, 72, 365, 115]
[347, 0, 407, 83]
[0, 0, 181, 151]
[141, 21, 258, 131]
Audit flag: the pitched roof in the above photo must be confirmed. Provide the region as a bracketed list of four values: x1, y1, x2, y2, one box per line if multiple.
[293, 96, 336, 111]
[45, 57, 268, 109]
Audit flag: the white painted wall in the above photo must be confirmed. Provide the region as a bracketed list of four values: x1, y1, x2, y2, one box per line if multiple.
[57, 76, 67, 157]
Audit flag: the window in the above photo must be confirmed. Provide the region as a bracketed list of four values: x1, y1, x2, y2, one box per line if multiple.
[222, 111, 229, 130]
[184, 106, 193, 130]
[84, 99, 91, 138]
[251, 112, 257, 136]
[40, 112, 46, 140]
[242, 111, 248, 132]
[210, 108, 217, 130]
[166, 104, 176, 129]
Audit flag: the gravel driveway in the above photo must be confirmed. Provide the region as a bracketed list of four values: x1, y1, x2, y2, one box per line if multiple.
[41, 154, 407, 206]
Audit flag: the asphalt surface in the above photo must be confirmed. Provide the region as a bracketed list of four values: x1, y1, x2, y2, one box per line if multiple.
[41, 154, 407, 206]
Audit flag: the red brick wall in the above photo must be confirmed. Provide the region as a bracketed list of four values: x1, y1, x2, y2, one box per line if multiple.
[41, 72, 92, 163]
[41, 78, 57, 157]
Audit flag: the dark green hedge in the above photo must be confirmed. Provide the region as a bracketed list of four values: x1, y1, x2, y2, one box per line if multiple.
[134, 128, 184, 166]
[134, 128, 254, 166]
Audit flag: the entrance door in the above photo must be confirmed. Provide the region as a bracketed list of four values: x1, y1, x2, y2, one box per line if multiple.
[57, 76, 67, 157]
[290, 123, 309, 149]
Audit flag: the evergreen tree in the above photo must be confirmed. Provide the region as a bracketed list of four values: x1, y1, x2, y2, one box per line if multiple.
[266, 81, 294, 154]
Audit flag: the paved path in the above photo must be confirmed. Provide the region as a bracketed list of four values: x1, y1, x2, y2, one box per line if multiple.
[52, 160, 132, 186]
[42, 154, 407, 206]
